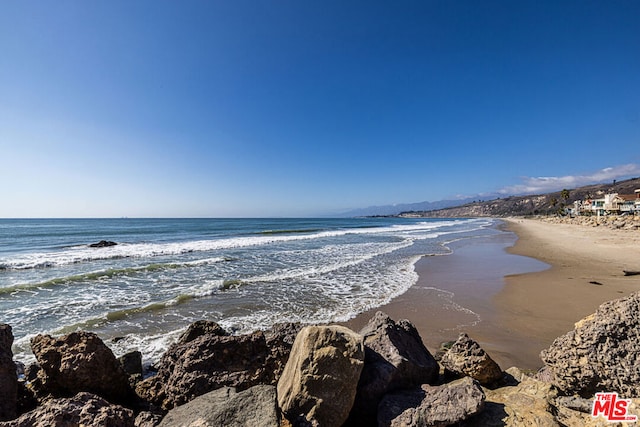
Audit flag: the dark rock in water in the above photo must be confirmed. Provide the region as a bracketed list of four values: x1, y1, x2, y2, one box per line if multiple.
[277, 326, 364, 427]
[88, 240, 118, 248]
[30, 331, 136, 407]
[0, 392, 135, 427]
[346, 312, 439, 426]
[377, 377, 485, 427]
[159, 385, 280, 427]
[440, 333, 503, 386]
[540, 290, 640, 397]
[0, 324, 17, 421]
[177, 320, 228, 345]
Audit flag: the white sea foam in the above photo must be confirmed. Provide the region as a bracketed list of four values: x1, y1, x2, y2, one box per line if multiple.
[0, 219, 478, 270]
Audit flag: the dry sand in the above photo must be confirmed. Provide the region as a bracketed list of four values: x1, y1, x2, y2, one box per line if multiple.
[344, 218, 640, 371]
[496, 218, 640, 364]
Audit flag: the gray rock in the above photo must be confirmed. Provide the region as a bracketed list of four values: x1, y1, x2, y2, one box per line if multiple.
[0, 392, 135, 427]
[540, 290, 640, 396]
[0, 324, 17, 421]
[348, 312, 438, 425]
[159, 385, 279, 427]
[277, 325, 364, 427]
[30, 332, 135, 406]
[377, 377, 485, 427]
[440, 333, 503, 385]
[134, 411, 164, 427]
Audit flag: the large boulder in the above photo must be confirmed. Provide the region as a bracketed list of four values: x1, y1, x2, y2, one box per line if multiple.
[347, 312, 438, 425]
[277, 325, 365, 427]
[440, 333, 503, 386]
[0, 324, 17, 421]
[540, 291, 640, 397]
[136, 321, 301, 410]
[136, 330, 270, 409]
[30, 332, 135, 407]
[0, 392, 135, 427]
[377, 377, 485, 427]
[159, 385, 279, 427]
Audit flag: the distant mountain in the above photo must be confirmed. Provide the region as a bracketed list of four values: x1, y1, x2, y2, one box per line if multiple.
[339, 195, 500, 217]
[398, 177, 640, 218]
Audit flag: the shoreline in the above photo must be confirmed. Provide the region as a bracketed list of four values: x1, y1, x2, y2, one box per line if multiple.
[344, 222, 549, 369]
[495, 218, 640, 361]
[345, 217, 640, 370]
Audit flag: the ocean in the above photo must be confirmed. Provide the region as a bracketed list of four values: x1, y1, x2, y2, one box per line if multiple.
[0, 217, 499, 364]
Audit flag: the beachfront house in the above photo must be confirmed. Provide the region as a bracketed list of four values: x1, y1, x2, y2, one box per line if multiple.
[574, 190, 640, 216]
[618, 194, 637, 214]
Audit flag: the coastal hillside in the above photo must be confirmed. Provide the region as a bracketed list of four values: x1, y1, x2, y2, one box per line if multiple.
[399, 177, 640, 218]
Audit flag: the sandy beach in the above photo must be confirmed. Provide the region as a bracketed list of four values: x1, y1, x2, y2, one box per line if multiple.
[345, 217, 640, 371]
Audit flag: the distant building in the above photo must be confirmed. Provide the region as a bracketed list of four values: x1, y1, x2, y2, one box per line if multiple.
[575, 190, 640, 216]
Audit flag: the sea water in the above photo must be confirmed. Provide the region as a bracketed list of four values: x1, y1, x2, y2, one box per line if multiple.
[0, 217, 498, 363]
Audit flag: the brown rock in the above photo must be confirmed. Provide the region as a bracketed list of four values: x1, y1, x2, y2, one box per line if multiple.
[136, 321, 302, 410]
[136, 330, 271, 409]
[541, 291, 640, 397]
[263, 322, 304, 385]
[0, 324, 17, 421]
[30, 332, 135, 406]
[277, 325, 364, 427]
[177, 320, 228, 345]
[465, 375, 558, 426]
[347, 312, 438, 425]
[377, 377, 485, 427]
[439, 333, 503, 385]
[0, 392, 135, 427]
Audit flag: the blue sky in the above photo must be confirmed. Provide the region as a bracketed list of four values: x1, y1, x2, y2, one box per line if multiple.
[1, 1, 639, 217]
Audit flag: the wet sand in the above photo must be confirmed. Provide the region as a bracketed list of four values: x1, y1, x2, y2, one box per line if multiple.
[345, 218, 640, 370]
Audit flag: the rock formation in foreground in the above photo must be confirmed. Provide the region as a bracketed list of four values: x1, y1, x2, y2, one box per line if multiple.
[347, 312, 439, 426]
[0, 392, 135, 427]
[29, 331, 136, 407]
[440, 332, 503, 386]
[277, 325, 365, 427]
[541, 290, 640, 397]
[378, 376, 485, 427]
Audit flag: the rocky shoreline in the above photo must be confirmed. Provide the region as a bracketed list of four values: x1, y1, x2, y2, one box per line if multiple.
[2, 291, 640, 426]
[537, 214, 640, 230]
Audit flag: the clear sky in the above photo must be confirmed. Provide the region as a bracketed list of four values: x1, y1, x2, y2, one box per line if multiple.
[1, 1, 639, 217]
